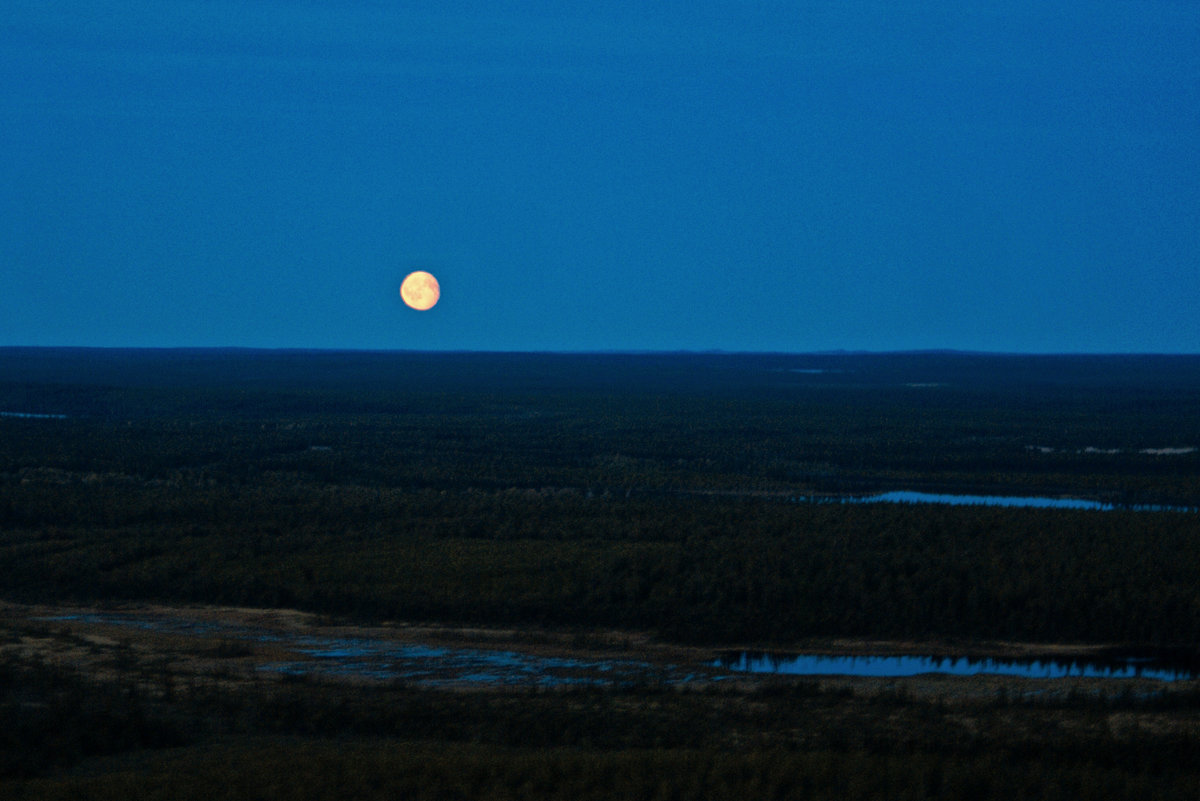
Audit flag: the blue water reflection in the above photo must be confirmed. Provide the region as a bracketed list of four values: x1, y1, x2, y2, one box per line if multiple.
[717, 652, 1196, 682]
[31, 612, 709, 687]
[35, 612, 1199, 685]
[802, 491, 1195, 512]
[867, 491, 1111, 510]
[0, 411, 68, 419]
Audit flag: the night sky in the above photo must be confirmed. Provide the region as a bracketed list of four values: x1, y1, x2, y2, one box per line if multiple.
[3, 2, 1197, 353]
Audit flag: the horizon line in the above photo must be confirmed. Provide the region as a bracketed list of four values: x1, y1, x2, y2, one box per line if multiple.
[2, 345, 1198, 358]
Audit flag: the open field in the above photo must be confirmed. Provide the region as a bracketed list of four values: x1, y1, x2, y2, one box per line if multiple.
[2, 349, 1199, 797]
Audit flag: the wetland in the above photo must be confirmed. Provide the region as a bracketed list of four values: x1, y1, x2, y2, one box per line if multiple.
[3, 348, 1200, 799]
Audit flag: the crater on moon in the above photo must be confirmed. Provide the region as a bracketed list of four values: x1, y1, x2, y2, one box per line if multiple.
[400, 271, 440, 311]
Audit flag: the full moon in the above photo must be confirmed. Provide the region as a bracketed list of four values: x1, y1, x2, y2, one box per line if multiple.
[400, 271, 440, 311]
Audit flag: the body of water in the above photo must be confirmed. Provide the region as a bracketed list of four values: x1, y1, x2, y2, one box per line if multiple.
[39, 612, 1197, 686]
[864, 491, 1111, 510]
[799, 491, 1196, 513]
[34, 612, 1200, 685]
[716, 652, 1198, 682]
[34, 613, 708, 687]
[263, 639, 685, 687]
[0, 411, 68, 419]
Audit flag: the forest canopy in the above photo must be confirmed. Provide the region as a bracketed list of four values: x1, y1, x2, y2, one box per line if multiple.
[1, 348, 1198, 646]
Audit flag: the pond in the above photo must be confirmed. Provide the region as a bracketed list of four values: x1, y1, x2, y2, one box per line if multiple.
[260, 636, 707, 687]
[0, 410, 68, 419]
[715, 652, 1199, 682]
[34, 612, 713, 687]
[799, 491, 1196, 513]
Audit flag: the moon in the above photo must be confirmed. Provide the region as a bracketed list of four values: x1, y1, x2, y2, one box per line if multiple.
[400, 271, 440, 311]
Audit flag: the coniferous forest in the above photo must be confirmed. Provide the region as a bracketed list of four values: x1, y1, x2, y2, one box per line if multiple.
[2, 348, 1198, 798]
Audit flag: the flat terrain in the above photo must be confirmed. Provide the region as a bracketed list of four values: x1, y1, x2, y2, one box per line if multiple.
[8, 600, 1193, 697]
[2, 349, 1199, 798]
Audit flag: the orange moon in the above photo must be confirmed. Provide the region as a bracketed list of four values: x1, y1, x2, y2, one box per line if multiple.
[400, 271, 440, 311]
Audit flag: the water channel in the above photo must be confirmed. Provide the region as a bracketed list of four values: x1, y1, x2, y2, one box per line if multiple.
[0, 411, 69, 419]
[800, 491, 1197, 513]
[34, 612, 1199, 686]
[716, 652, 1199, 682]
[34, 613, 710, 687]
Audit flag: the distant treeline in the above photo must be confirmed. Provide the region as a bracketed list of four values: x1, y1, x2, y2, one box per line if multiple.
[2, 349, 1199, 503]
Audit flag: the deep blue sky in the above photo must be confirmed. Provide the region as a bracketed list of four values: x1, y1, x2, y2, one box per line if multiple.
[3, 2, 1197, 352]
